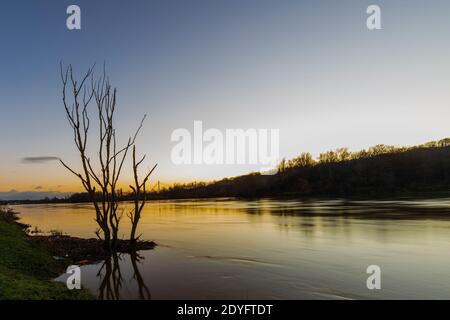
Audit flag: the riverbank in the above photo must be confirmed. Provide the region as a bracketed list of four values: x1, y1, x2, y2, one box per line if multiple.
[33, 235, 156, 264]
[0, 208, 92, 299]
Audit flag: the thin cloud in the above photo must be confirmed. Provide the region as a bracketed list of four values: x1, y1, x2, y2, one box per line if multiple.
[21, 156, 60, 163]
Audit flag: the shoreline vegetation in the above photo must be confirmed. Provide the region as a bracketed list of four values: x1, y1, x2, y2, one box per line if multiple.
[0, 208, 155, 299]
[0, 208, 91, 299]
[3, 137, 450, 204]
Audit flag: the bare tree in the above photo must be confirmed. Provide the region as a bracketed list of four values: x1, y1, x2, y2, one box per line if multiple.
[129, 146, 157, 244]
[60, 63, 145, 251]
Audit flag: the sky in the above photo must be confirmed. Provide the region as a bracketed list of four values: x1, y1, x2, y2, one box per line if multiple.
[1, 0, 450, 199]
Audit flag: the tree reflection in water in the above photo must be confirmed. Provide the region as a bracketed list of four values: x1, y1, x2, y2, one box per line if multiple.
[97, 251, 151, 300]
[130, 251, 151, 300]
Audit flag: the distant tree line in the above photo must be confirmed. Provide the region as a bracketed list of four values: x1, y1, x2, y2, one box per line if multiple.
[156, 137, 450, 198]
[5, 137, 450, 204]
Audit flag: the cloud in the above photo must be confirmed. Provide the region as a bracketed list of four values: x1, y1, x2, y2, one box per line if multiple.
[21, 156, 60, 164]
[34, 186, 43, 190]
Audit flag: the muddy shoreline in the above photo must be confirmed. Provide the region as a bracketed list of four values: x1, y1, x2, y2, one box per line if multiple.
[31, 235, 156, 265]
[5, 208, 156, 265]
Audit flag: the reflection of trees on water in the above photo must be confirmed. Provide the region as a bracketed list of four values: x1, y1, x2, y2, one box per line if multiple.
[97, 252, 122, 300]
[130, 251, 151, 300]
[97, 251, 151, 300]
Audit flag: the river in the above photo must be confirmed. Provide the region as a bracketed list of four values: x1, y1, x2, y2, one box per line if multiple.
[13, 197, 450, 299]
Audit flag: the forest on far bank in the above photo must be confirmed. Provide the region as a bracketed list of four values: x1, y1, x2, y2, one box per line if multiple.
[5, 138, 450, 204]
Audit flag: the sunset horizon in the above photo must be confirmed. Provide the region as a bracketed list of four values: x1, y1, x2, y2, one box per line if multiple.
[2, 0, 450, 309]
[3, 1, 450, 199]
[2, 135, 450, 200]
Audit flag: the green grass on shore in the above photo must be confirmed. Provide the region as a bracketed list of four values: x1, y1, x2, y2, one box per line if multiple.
[0, 210, 93, 300]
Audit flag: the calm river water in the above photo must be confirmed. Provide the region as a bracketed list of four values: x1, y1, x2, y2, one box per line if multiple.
[13, 198, 450, 299]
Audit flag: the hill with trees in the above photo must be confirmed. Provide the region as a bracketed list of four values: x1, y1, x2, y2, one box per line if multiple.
[156, 138, 450, 199]
[4, 138, 450, 204]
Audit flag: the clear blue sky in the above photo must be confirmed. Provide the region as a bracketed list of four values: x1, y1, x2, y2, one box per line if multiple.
[1, 0, 450, 199]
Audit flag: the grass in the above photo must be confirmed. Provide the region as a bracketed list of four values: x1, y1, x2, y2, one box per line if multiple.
[0, 209, 93, 300]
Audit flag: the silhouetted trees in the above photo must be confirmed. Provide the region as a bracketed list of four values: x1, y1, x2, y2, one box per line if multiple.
[155, 138, 450, 199]
[15, 137, 450, 205]
[129, 146, 157, 245]
[60, 64, 156, 251]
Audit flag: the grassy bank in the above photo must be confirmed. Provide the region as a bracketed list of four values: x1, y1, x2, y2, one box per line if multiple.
[0, 209, 92, 300]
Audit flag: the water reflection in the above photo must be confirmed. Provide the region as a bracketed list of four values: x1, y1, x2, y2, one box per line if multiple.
[15, 198, 450, 299]
[97, 251, 151, 300]
[130, 251, 152, 300]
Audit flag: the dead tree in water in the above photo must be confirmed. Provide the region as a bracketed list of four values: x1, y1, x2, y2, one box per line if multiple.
[60, 63, 146, 251]
[129, 146, 157, 244]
